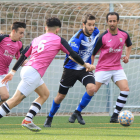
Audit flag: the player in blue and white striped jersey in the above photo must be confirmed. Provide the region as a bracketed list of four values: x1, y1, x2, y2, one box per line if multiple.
[64, 27, 99, 70]
[44, 14, 100, 127]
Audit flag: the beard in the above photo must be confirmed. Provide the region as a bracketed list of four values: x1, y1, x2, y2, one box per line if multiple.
[84, 26, 92, 36]
[110, 26, 116, 31]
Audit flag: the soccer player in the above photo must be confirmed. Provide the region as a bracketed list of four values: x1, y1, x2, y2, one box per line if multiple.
[44, 14, 99, 127]
[92, 12, 132, 123]
[0, 22, 26, 105]
[1, 17, 92, 132]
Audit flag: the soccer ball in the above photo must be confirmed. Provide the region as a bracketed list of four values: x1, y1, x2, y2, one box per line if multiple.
[118, 110, 134, 126]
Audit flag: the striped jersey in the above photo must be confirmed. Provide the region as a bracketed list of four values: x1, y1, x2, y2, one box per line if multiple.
[64, 28, 100, 70]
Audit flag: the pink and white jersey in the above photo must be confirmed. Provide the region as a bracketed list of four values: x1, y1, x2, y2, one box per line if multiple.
[24, 33, 71, 77]
[0, 35, 23, 75]
[92, 28, 132, 72]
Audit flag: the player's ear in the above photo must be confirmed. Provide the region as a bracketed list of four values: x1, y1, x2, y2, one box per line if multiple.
[56, 28, 60, 34]
[12, 29, 16, 34]
[45, 26, 48, 31]
[82, 23, 85, 27]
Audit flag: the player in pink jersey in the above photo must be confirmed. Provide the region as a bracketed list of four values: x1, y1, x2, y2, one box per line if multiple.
[92, 12, 132, 123]
[0, 22, 26, 105]
[1, 17, 92, 132]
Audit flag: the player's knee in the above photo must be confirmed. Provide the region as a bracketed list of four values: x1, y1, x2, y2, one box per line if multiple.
[122, 87, 129, 91]
[86, 84, 96, 96]
[1, 94, 9, 102]
[42, 91, 50, 101]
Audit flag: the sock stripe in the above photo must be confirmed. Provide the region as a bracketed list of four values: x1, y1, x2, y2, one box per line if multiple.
[5, 102, 10, 109]
[117, 99, 126, 104]
[116, 105, 123, 111]
[32, 102, 41, 110]
[29, 110, 36, 116]
[26, 116, 32, 119]
[1, 104, 10, 114]
[120, 93, 128, 98]
[0, 114, 3, 118]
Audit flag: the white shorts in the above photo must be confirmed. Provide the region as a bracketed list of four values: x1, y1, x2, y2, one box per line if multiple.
[17, 66, 44, 97]
[95, 69, 127, 85]
[0, 75, 9, 92]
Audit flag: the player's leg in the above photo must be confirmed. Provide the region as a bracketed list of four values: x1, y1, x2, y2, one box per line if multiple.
[44, 68, 76, 127]
[69, 70, 96, 125]
[44, 87, 69, 127]
[110, 70, 129, 123]
[0, 75, 10, 105]
[17, 66, 46, 131]
[0, 89, 25, 119]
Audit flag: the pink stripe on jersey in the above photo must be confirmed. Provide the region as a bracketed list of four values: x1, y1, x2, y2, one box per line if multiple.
[25, 33, 70, 77]
[0, 35, 22, 75]
[96, 29, 130, 72]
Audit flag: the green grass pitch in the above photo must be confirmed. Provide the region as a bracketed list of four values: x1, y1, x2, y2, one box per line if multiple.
[0, 116, 140, 140]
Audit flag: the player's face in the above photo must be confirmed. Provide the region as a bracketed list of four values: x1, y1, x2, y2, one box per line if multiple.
[83, 20, 95, 36]
[13, 28, 25, 41]
[107, 15, 119, 31]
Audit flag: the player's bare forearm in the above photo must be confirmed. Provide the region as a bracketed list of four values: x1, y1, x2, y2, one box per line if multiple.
[122, 45, 132, 63]
[1, 69, 16, 84]
[125, 45, 132, 58]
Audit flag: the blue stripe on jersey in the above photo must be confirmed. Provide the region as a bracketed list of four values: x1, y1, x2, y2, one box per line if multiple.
[64, 28, 100, 70]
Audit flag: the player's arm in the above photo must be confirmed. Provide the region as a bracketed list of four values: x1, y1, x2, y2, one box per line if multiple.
[1, 45, 32, 84]
[91, 34, 103, 65]
[122, 33, 133, 63]
[60, 37, 91, 70]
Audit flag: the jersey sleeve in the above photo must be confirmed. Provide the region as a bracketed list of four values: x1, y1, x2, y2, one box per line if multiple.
[15, 41, 23, 60]
[60, 37, 84, 65]
[125, 33, 132, 47]
[0, 34, 9, 42]
[12, 44, 32, 71]
[22, 44, 32, 57]
[92, 34, 103, 56]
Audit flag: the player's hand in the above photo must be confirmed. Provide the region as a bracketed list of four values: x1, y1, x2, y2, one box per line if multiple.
[89, 64, 96, 71]
[122, 56, 129, 63]
[84, 63, 92, 71]
[1, 73, 14, 84]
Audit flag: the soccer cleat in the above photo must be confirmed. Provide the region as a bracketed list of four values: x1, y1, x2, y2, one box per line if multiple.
[44, 116, 53, 127]
[21, 119, 41, 132]
[69, 110, 85, 125]
[110, 116, 119, 123]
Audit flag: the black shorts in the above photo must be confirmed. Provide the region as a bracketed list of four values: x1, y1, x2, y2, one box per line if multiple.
[60, 68, 95, 88]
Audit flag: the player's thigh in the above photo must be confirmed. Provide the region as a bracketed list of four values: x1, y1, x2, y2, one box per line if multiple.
[115, 80, 129, 91]
[17, 66, 42, 97]
[59, 68, 77, 88]
[95, 81, 102, 92]
[0, 86, 9, 99]
[113, 69, 129, 91]
[95, 71, 112, 85]
[35, 83, 49, 99]
[0, 75, 9, 92]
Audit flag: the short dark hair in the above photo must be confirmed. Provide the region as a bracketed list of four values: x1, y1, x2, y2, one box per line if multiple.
[82, 14, 96, 24]
[106, 12, 119, 22]
[46, 17, 61, 28]
[11, 22, 26, 31]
